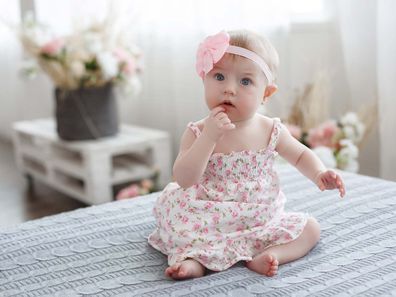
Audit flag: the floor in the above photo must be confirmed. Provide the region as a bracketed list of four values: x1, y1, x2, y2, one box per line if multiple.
[0, 140, 87, 228]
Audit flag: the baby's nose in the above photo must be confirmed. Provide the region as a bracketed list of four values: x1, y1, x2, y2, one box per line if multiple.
[223, 81, 236, 95]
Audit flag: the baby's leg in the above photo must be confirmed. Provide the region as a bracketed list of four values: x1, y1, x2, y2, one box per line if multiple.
[246, 217, 320, 276]
[165, 258, 206, 280]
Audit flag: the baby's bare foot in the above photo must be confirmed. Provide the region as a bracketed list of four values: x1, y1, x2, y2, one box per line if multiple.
[164, 259, 205, 280]
[246, 253, 279, 277]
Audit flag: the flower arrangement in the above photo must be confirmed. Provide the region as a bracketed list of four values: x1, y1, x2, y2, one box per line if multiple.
[284, 73, 376, 173]
[116, 179, 156, 200]
[286, 112, 365, 172]
[18, 13, 143, 92]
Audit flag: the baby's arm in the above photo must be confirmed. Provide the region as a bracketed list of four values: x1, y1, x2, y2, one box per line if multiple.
[276, 125, 345, 197]
[172, 126, 216, 189]
[173, 106, 235, 189]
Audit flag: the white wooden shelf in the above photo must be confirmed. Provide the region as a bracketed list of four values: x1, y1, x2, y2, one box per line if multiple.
[12, 118, 172, 205]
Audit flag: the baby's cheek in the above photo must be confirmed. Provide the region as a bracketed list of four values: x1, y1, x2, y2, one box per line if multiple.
[244, 98, 260, 109]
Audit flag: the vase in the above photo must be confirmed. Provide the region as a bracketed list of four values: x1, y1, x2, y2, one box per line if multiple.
[55, 83, 119, 141]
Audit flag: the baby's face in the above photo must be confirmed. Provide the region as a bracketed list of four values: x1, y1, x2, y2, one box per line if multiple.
[203, 53, 267, 122]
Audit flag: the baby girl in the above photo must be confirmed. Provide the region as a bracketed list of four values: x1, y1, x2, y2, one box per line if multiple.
[148, 30, 345, 280]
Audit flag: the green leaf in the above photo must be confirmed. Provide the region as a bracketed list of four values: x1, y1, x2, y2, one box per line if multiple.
[85, 58, 99, 71]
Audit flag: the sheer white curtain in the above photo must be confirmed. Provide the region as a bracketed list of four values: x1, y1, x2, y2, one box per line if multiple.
[377, 0, 396, 181]
[0, 1, 21, 140]
[329, 0, 396, 180]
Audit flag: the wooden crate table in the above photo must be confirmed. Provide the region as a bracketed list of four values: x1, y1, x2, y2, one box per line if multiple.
[12, 119, 172, 205]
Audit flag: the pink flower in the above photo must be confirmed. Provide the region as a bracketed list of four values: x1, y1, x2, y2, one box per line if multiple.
[216, 185, 224, 193]
[204, 202, 214, 209]
[285, 124, 302, 140]
[193, 223, 201, 231]
[176, 247, 185, 254]
[41, 38, 64, 56]
[236, 225, 245, 232]
[181, 216, 189, 223]
[199, 255, 209, 264]
[179, 201, 187, 208]
[113, 48, 136, 75]
[254, 241, 262, 249]
[212, 213, 220, 224]
[231, 211, 239, 218]
[241, 192, 249, 203]
[307, 120, 339, 148]
[196, 31, 230, 78]
[140, 179, 153, 190]
[116, 184, 140, 200]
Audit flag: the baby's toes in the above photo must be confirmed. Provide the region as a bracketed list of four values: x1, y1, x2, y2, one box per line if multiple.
[165, 263, 181, 277]
[267, 259, 279, 276]
[165, 267, 175, 277]
[272, 259, 279, 266]
[268, 265, 278, 275]
[165, 268, 172, 277]
[177, 266, 188, 278]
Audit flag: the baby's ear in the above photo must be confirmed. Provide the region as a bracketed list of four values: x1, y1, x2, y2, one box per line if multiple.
[263, 84, 278, 99]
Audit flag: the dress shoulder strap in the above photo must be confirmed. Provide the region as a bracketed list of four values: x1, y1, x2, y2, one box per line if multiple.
[267, 118, 282, 151]
[187, 122, 202, 138]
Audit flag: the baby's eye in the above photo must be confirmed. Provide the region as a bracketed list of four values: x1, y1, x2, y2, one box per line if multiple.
[215, 73, 225, 81]
[241, 78, 252, 86]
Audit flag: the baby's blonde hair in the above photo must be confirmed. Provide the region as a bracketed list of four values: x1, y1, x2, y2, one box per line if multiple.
[228, 29, 279, 81]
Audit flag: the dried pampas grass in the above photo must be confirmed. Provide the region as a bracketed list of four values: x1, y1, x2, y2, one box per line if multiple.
[287, 71, 376, 148]
[287, 72, 329, 132]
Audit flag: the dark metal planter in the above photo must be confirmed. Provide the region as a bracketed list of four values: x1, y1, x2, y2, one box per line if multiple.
[55, 83, 119, 141]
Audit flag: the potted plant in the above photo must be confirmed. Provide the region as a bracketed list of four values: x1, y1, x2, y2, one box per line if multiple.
[18, 13, 143, 140]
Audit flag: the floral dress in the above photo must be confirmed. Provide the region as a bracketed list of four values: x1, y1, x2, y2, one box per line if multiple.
[148, 118, 309, 271]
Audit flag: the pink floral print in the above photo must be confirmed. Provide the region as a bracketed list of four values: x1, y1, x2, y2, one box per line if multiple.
[148, 118, 308, 271]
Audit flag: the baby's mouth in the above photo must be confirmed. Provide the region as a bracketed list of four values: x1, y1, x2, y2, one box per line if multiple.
[220, 101, 235, 108]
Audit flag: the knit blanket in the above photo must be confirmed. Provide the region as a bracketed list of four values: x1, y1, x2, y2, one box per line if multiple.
[1, 165, 395, 296]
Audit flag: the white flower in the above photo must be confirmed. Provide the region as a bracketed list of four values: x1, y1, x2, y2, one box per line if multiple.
[312, 146, 337, 168]
[336, 139, 359, 172]
[339, 139, 359, 159]
[84, 33, 103, 54]
[342, 125, 357, 142]
[340, 112, 359, 126]
[340, 112, 366, 144]
[18, 15, 142, 91]
[97, 52, 118, 80]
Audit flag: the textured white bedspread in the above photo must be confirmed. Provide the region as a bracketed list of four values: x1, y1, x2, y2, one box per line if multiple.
[1, 165, 396, 296]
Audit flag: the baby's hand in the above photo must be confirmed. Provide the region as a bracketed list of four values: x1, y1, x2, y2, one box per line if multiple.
[315, 170, 346, 198]
[202, 106, 235, 142]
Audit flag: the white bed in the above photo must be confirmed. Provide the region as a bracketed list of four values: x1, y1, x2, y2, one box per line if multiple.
[1, 165, 395, 296]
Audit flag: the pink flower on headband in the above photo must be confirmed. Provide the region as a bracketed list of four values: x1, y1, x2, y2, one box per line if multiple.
[196, 31, 230, 79]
